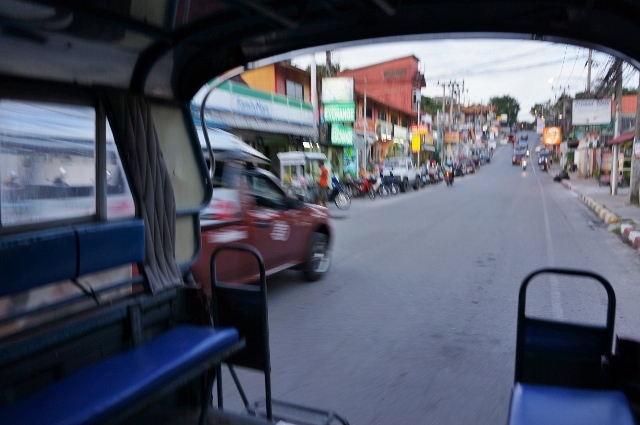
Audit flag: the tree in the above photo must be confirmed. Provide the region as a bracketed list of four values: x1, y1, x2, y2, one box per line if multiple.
[420, 96, 440, 117]
[530, 103, 546, 118]
[489, 95, 520, 126]
[305, 63, 341, 78]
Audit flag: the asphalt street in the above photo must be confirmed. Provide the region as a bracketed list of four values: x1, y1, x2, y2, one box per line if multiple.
[218, 132, 640, 424]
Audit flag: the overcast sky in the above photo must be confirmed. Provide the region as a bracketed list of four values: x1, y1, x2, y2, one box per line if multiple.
[290, 39, 636, 122]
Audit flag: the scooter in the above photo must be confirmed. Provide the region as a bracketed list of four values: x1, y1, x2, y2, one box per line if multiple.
[328, 176, 351, 209]
[444, 170, 454, 186]
[522, 159, 527, 171]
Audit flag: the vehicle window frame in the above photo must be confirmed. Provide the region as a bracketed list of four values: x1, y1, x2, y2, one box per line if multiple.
[0, 84, 111, 234]
[244, 171, 289, 210]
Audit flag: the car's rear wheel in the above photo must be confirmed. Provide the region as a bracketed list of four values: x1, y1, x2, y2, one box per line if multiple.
[400, 178, 408, 192]
[413, 177, 420, 190]
[303, 232, 330, 281]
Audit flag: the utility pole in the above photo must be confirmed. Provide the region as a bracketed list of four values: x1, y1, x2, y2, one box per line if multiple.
[631, 72, 640, 204]
[612, 59, 623, 195]
[363, 76, 367, 170]
[586, 49, 593, 96]
[449, 81, 454, 132]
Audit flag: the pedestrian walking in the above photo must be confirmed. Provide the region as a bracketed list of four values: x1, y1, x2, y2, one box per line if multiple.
[318, 160, 329, 207]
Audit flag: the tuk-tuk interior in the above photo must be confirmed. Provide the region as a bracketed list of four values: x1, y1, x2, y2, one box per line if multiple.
[3, 1, 640, 424]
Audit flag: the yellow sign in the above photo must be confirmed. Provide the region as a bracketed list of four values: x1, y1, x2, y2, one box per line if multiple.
[543, 126, 561, 145]
[411, 135, 420, 153]
[444, 131, 460, 144]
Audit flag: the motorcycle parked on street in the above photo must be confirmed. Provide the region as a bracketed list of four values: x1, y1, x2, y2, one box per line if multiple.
[351, 176, 376, 200]
[379, 172, 400, 197]
[328, 176, 351, 209]
[522, 159, 527, 171]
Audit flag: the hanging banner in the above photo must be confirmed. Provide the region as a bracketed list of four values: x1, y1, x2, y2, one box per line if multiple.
[343, 147, 357, 175]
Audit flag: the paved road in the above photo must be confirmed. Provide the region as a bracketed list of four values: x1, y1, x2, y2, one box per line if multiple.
[219, 133, 640, 424]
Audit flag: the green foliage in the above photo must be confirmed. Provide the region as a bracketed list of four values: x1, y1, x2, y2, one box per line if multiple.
[594, 168, 601, 180]
[306, 63, 342, 78]
[421, 96, 441, 117]
[489, 95, 520, 126]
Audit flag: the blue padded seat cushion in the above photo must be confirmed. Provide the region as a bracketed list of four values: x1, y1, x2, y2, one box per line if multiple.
[0, 228, 76, 297]
[509, 383, 636, 425]
[75, 219, 144, 276]
[0, 325, 239, 425]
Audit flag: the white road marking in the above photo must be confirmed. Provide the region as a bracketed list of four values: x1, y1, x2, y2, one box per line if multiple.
[534, 158, 564, 320]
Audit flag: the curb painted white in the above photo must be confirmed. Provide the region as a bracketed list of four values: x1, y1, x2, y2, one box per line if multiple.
[620, 224, 635, 235]
[629, 231, 640, 244]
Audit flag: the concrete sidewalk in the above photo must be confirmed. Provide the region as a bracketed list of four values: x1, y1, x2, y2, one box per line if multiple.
[559, 174, 640, 250]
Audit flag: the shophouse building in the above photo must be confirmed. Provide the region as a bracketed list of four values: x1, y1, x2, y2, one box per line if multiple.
[338, 56, 428, 169]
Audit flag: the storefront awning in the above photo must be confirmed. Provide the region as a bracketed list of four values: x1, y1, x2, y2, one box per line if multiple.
[205, 110, 318, 141]
[608, 131, 634, 146]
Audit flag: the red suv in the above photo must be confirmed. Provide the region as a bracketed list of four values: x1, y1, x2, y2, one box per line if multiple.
[190, 147, 332, 287]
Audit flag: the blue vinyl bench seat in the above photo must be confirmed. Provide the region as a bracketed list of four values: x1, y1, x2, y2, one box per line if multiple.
[508, 383, 636, 425]
[0, 219, 244, 424]
[0, 325, 241, 425]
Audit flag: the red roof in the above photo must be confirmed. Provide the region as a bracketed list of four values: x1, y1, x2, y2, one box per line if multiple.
[608, 131, 634, 145]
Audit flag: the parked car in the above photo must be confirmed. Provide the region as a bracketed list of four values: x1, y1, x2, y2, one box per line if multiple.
[382, 157, 421, 192]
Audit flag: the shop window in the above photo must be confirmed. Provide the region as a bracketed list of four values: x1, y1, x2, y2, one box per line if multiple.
[378, 111, 387, 121]
[401, 118, 409, 127]
[391, 115, 398, 125]
[286, 80, 304, 101]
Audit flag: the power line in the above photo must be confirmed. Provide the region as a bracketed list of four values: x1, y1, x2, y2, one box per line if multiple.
[556, 45, 567, 83]
[430, 55, 587, 80]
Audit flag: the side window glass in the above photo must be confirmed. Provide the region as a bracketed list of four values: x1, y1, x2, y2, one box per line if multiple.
[106, 121, 135, 219]
[201, 161, 241, 224]
[0, 101, 96, 226]
[249, 175, 286, 209]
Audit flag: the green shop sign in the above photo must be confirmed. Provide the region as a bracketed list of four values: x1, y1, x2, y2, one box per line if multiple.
[324, 102, 355, 123]
[331, 124, 354, 146]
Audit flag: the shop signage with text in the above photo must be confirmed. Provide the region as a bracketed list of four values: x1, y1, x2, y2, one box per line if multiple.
[543, 126, 561, 145]
[331, 124, 354, 146]
[409, 124, 430, 135]
[411, 135, 420, 153]
[572, 99, 612, 125]
[444, 131, 460, 144]
[324, 102, 355, 122]
[321, 77, 355, 103]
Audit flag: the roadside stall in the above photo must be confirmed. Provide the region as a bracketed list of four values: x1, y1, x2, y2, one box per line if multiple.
[277, 151, 327, 203]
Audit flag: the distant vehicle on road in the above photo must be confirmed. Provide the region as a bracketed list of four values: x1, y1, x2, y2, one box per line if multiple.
[513, 148, 526, 165]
